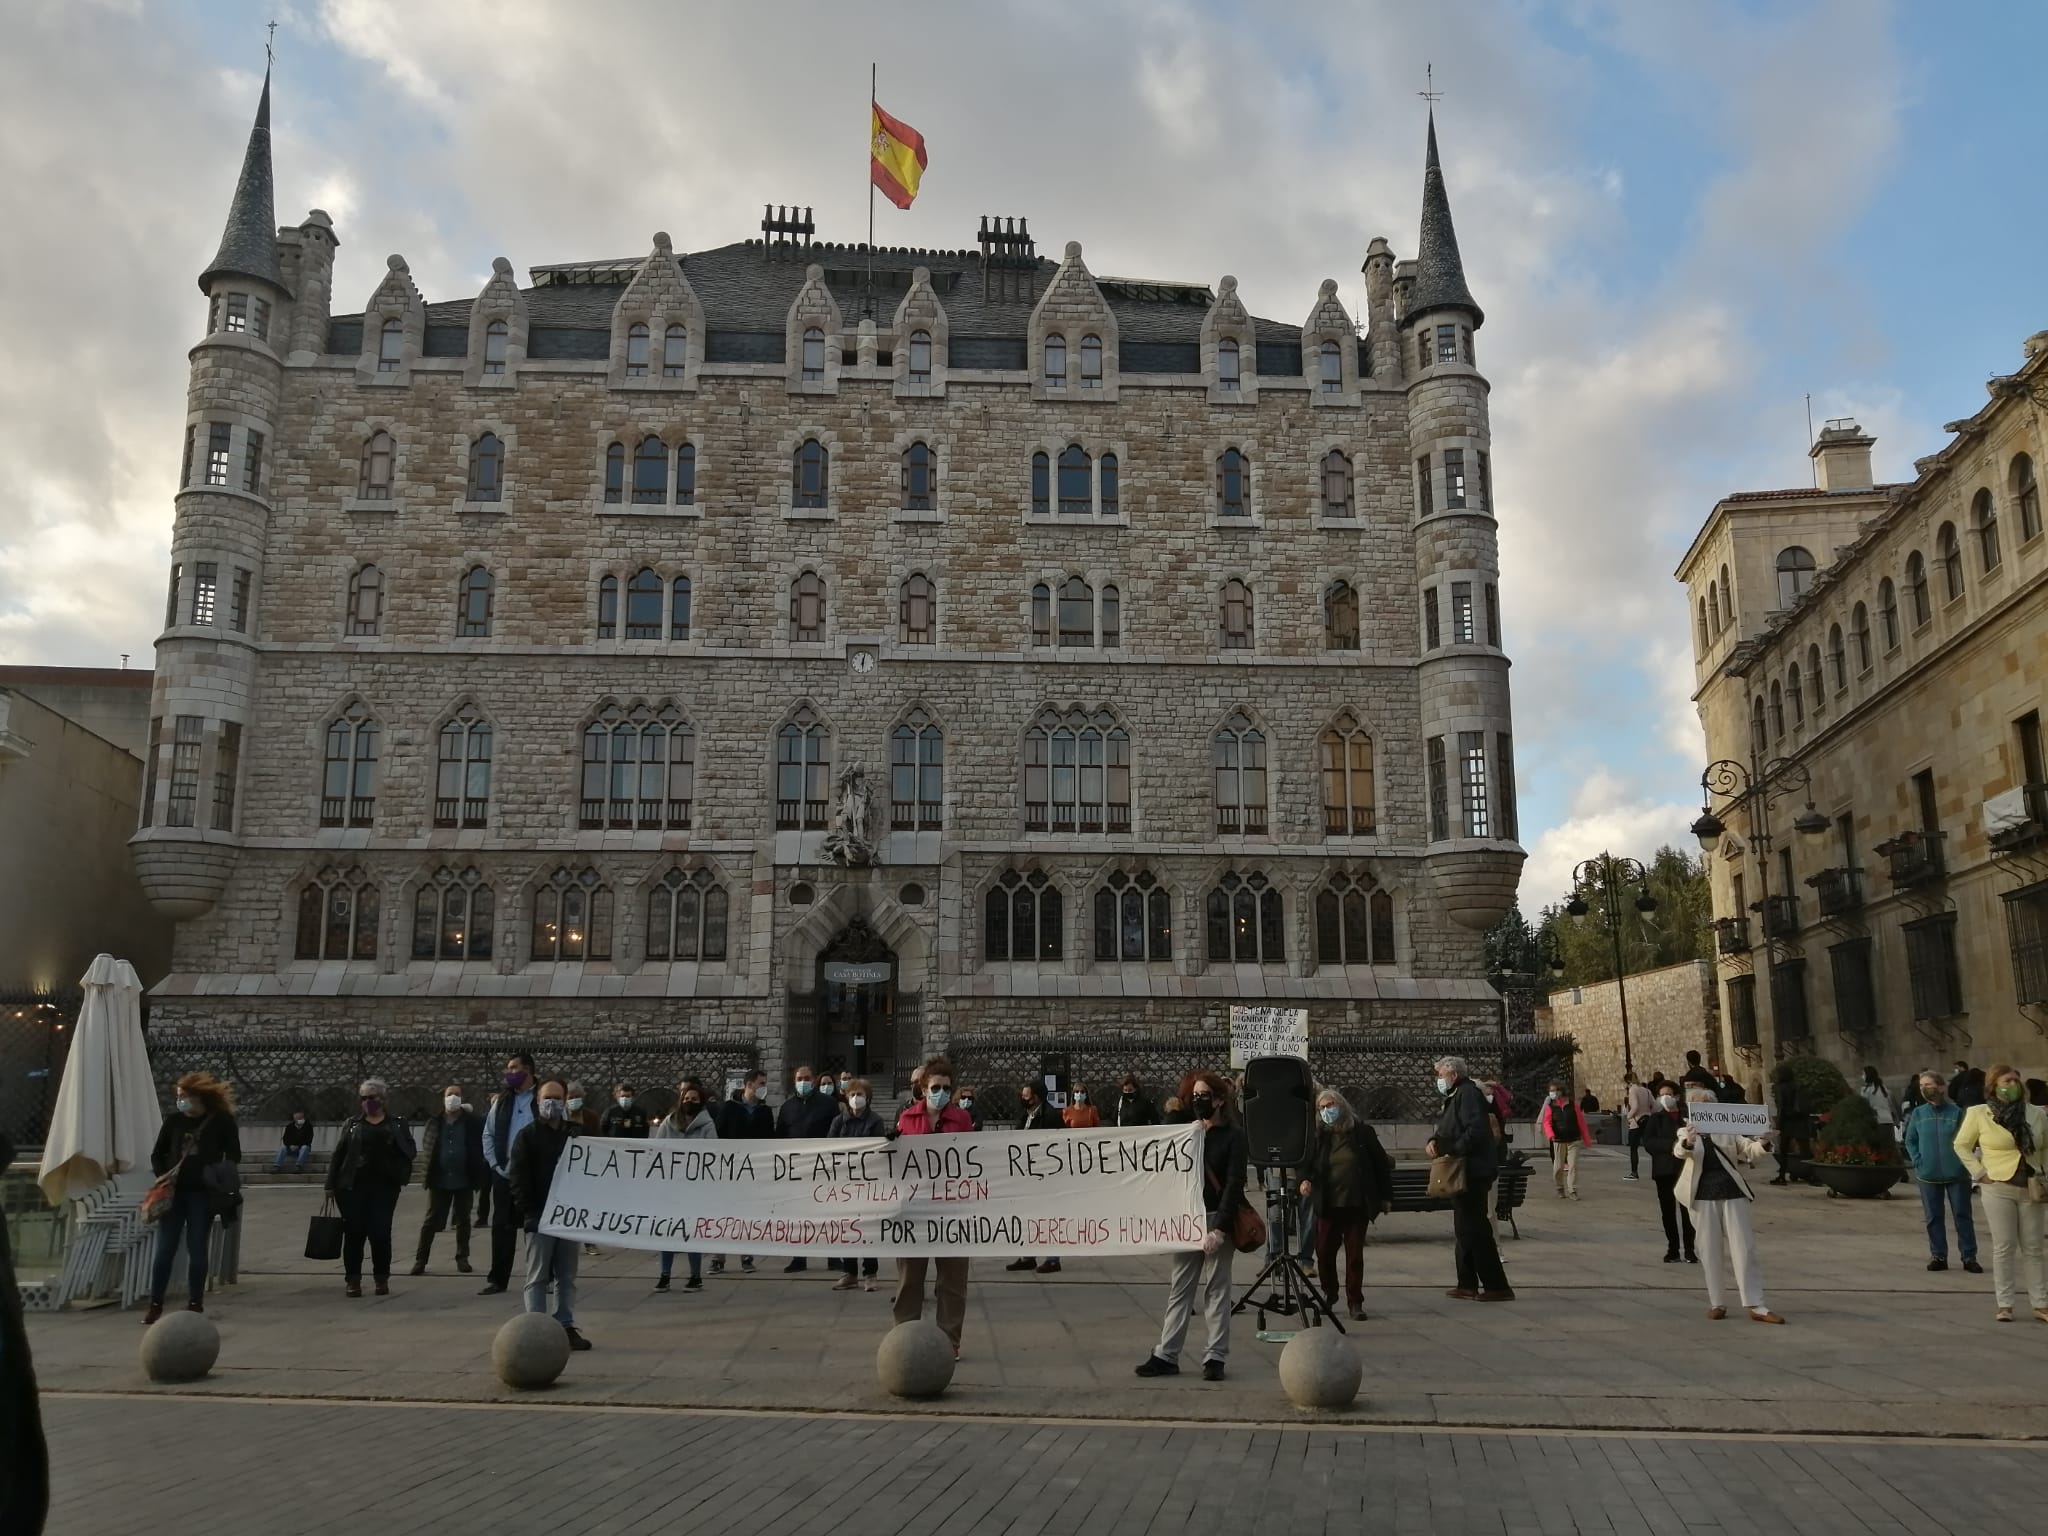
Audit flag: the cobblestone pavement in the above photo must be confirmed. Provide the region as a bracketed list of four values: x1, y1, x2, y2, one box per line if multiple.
[38, 1393, 2039, 1536]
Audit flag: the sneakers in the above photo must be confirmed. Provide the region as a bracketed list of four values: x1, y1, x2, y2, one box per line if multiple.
[1569, 1191, 1581, 1201]
[832, 1274, 859, 1291]
[1684, 1253, 1698, 1264]
[1997, 1307, 2014, 1322]
[862, 1278, 877, 1292]
[1964, 1260, 1984, 1274]
[564, 1326, 593, 1351]
[654, 1275, 671, 1292]
[741, 1259, 755, 1273]
[1662, 1252, 1682, 1264]
[711, 1257, 726, 1273]
[684, 1276, 703, 1292]
[1927, 1258, 1948, 1272]
[1005, 1258, 1036, 1271]
[1621, 1173, 1639, 1182]
[1036, 1260, 1062, 1274]
[1202, 1359, 1226, 1382]
[1134, 1355, 1180, 1377]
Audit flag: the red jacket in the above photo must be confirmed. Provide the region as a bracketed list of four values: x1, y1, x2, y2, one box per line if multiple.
[1540, 1098, 1592, 1144]
[897, 1101, 975, 1136]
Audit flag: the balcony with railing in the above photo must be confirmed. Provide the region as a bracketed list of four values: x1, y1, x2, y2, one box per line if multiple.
[318, 795, 374, 828]
[1219, 805, 1270, 836]
[1878, 829, 1946, 888]
[1715, 917, 1751, 956]
[1988, 783, 2048, 853]
[1757, 893, 1800, 939]
[776, 799, 829, 830]
[1321, 806, 1374, 836]
[1807, 866, 1862, 917]
[891, 801, 943, 831]
[431, 797, 488, 829]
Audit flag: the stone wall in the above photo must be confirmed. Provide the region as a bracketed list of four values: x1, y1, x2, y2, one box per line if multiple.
[1537, 959, 1719, 1101]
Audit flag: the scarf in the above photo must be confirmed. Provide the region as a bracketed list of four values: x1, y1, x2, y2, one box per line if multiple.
[1990, 1094, 2034, 1156]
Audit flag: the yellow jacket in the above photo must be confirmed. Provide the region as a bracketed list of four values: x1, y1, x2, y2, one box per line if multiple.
[1953, 1102, 2048, 1185]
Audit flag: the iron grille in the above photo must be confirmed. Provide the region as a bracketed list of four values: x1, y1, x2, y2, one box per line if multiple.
[2002, 882, 2048, 1008]
[1828, 937, 1878, 1041]
[1770, 961, 1810, 1042]
[1727, 976, 1758, 1047]
[1902, 914, 1963, 1023]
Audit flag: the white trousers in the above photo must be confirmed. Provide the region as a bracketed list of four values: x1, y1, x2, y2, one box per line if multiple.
[1550, 1142, 1580, 1195]
[1155, 1246, 1235, 1364]
[1692, 1197, 1765, 1311]
[1982, 1182, 2048, 1310]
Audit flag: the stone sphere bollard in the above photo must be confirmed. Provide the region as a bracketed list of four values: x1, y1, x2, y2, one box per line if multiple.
[492, 1312, 571, 1390]
[140, 1309, 220, 1383]
[876, 1320, 955, 1399]
[1278, 1325, 1362, 1411]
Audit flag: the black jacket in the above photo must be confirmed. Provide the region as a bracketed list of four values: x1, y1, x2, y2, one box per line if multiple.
[1713, 1074, 1746, 1104]
[1200, 1121, 1250, 1231]
[1431, 1079, 1500, 1185]
[150, 1111, 241, 1188]
[1016, 1100, 1060, 1132]
[1113, 1093, 1159, 1127]
[718, 1096, 775, 1140]
[417, 1110, 488, 1189]
[1303, 1122, 1395, 1213]
[507, 1117, 574, 1231]
[0, 1131, 49, 1536]
[1951, 1069, 1987, 1109]
[599, 1105, 651, 1138]
[280, 1117, 316, 1149]
[777, 1093, 838, 1139]
[325, 1115, 416, 1193]
[1641, 1109, 1687, 1181]
[829, 1106, 887, 1137]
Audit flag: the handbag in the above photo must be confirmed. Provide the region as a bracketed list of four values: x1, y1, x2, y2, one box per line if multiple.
[1206, 1161, 1266, 1254]
[1427, 1154, 1468, 1198]
[202, 1158, 244, 1219]
[140, 1169, 179, 1224]
[305, 1196, 345, 1261]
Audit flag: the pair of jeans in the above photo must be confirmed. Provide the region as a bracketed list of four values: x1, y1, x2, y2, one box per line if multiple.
[272, 1146, 310, 1173]
[148, 1188, 213, 1306]
[658, 1250, 703, 1281]
[1654, 1174, 1696, 1257]
[1626, 1122, 1644, 1176]
[1451, 1181, 1511, 1294]
[523, 1230, 579, 1324]
[1155, 1246, 1235, 1363]
[414, 1186, 474, 1266]
[1315, 1209, 1369, 1306]
[1917, 1178, 1976, 1262]
[337, 1182, 401, 1283]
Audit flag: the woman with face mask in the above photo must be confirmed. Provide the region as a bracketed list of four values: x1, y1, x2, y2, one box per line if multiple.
[828, 1078, 887, 1291]
[1063, 1084, 1101, 1130]
[1675, 1084, 1782, 1324]
[1297, 1087, 1394, 1320]
[1953, 1063, 2048, 1322]
[650, 1084, 719, 1292]
[893, 1058, 978, 1358]
[324, 1077, 417, 1299]
[1135, 1070, 1249, 1380]
[1639, 1081, 1695, 1264]
[143, 1072, 241, 1325]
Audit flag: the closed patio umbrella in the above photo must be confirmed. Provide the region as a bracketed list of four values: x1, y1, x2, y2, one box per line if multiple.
[37, 955, 157, 1205]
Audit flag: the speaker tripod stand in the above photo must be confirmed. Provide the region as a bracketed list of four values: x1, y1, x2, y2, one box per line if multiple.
[1231, 1173, 1344, 1334]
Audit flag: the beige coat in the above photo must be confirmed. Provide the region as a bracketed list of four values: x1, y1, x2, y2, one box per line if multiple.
[1673, 1129, 1769, 1212]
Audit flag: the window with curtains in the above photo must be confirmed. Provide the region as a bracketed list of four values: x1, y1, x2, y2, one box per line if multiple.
[1316, 874, 1395, 965]
[411, 866, 493, 961]
[433, 706, 492, 828]
[1321, 450, 1352, 517]
[899, 573, 935, 645]
[320, 704, 378, 827]
[985, 869, 1063, 961]
[578, 702, 693, 829]
[467, 433, 503, 502]
[529, 867, 612, 962]
[1324, 581, 1360, 650]
[1022, 707, 1131, 833]
[1207, 870, 1283, 963]
[890, 708, 943, 829]
[776, 707, 831, 829]
[1220, 579, 1254, 649]
[1095, 870, 1171, 960]
[646, 867, 729, 962]
[1321, 712, 1375, 835]
[295, 866, 379, 961]
[1213, 712, 1268, 835]
[790, 570, 827, 641]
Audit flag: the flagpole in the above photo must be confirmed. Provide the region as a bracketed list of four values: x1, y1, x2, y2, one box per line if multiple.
[864, 63, 878, 318]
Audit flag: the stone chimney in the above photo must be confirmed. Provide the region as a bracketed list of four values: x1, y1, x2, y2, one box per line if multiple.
[1810, 418, 1875, 492]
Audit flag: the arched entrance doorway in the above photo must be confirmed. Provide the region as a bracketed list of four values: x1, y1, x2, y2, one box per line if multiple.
[795, 916, 912, 1082]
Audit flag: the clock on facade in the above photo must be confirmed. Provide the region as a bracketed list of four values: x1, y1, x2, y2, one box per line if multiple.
[849, 651, 877, 674]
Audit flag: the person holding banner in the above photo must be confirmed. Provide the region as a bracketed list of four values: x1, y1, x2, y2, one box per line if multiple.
[828, 1079, 888, 1292]
[509, 1080, 591, 1349]
[1136, 1070, 1250, 1381]
[1010, 1083, 1064, 1274]
[893, 1059, 977, 1357]
[1676, 1086, 1783, 1324]
[650, 1084, 717, 1292]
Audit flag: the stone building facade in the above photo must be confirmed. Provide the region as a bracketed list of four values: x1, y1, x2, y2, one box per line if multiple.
[1677, 344, 2048, 1086]
[130, 76, 1524, 1108]
[1537, 961, 1720, 1106]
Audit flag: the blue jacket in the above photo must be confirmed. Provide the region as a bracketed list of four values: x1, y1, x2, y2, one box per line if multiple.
[1902, 1101, 1966, 1183]
[483, 1088, 536, 1179]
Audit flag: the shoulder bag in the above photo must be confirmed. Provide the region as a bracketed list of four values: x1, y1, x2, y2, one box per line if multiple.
[1205, 1157, 1266, 1254]
[304, 1196, 345, 1261]
[1427, 1154, 1468, 1198]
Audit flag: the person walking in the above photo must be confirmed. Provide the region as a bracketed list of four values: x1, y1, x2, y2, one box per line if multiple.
[1135, 1070, 1249, 1380]
[143, 1072, 241, 1325]
[829, 1079, 887, 1291]
[509, 1079, 590, 1349]
[1427, 1056, 1513, 1302]
[410, 1084, 484, 1276]
[1641, 1081, 1695, 1264]
[1622, 1073, 1653, 1181]
[1540, 1081, 1589, 1200]
[325, 1078, 416, 1299]
[479, 1053, 538, 1295]
[1010, 1082, 1064, 1273]
[1298, 1087, 1393, 1321]
[1115, 1076, 1159, 1127]
[778, 1065, 838, 1272]
[273, 1108, 315, 1174]
[893, 1058, 976, 1357]
[1902, 1071, 1979, 1275]
[1676, 1084, 1782, 1323]
[600, 1084, 650, 1138]
[1953, 1063, 2048, 1323]
[1063, 1085, 1102, 1129]
[650, 1083, 717, 1292]
[1861, 1066, 1896, 1127]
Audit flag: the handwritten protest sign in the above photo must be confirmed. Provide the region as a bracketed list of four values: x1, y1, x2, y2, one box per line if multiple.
[1229, 1005, 1309, 1067]
[539, 1123, 1209, 1258]
[1684, 1101, 1772, 1137]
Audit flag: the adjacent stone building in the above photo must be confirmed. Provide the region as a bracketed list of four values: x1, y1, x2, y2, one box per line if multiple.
[131, 75, 1524, 1109]
[1538, 961, 1720, 1106]
[1677, 344, 2048, 1084]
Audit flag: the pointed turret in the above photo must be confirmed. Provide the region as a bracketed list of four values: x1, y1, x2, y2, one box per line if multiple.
[1406, 113, 1481, 330]
[198, 68, 283, 294]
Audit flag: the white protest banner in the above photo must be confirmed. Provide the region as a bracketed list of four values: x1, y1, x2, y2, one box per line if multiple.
[1230, 1005, 1308, 1067]
[1685, 1101, 1772, 1137]
[538, 1123, 1209, 1258]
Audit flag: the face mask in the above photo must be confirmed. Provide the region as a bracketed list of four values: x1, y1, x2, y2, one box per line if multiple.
[818, 1081, 835, 1097]
[839, 1080, 853, 1092]
[1997, 1083, 2024, 1103]
[360, 1097, 382, 1115]
[176, 1097, 193, 1114]
[1074, 1091, 1088, 1103]
[566, 1097, 584, 1112]
[927, 1087, 952, 1108]
[505, 1071, 528, 1090]
[292, 1114, 305, 1123]
[1658, 1095, 1678, 1110]
[617, 1096, 634, 1109]
[849, 1094, 868, 1112]
[537, 1098, 565, 1121]
[796, 1080, 814, 1096]
[1191, 1093, 1216, 1119]
[1122, 1089, 1136, 1099]
[960, 1097, 974, 1109]
[444, 1095, 462, 1112]
[1434, 1077, 1452, 1096]
[682, 1101, 703, 1116]
[1319, 1106, 1341, 1126]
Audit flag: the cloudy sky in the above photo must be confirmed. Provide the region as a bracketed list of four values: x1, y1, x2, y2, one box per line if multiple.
[2, 0, 2041, 906]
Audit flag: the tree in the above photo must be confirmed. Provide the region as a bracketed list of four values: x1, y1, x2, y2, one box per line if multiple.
[1484, 903, 1540, 978]
[1544, 846, 1713, 987]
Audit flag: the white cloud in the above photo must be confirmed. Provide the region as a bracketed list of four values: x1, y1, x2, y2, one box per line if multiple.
[1519, 770, 1699, 908]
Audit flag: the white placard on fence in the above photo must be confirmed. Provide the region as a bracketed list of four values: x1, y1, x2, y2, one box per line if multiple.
[1685, 1101, 1772, 1137]
[538, 1124, 1209, 1258]
[1229, 1005, 1309, 1068]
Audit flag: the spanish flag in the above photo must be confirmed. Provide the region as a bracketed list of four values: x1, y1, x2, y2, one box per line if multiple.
[871, 100, 928, 209]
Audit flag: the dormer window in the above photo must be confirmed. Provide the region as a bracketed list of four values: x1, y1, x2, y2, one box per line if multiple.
[663, 324, 687, 378]
[625, 322, 650, 377]
[1217, 338, 1240, 391]
[483, 319, 508, 374]
[1079, 334, 1103, 389]
[908, 329, 932, 383]
[1043, 334, 1066, 388]
[1320, 340, 1342, 392]
[801, 327, 826, 382]
[377, 318, 403, 371]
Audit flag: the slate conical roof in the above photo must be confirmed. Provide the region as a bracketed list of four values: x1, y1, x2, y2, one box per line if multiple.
[1407, 112, 1482, 330]
[198, 68, 283, 294]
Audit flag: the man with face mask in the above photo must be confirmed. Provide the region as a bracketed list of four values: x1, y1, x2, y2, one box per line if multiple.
[480, 1052, 539, 1295]
[777, 1065, 839, 1272]
[828, 1078, 887, 1290]
[1640, 1081, 1695, 1264]
[600, 1084, 650, 1139]
[1424, 1056, 1512, 1301]
[894, 1058, 977, 1356]
[1114, 1077, 1159, 1127]
[274, 1108, 316, 1174]
[411, 1083, 486, 1277]
[508, 1079, 590, 1349]
[1010, 1083, 1062, 1272]
[1902, 1071, 1978, 1274]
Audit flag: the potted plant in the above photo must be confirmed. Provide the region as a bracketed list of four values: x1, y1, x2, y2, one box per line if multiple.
[1807, 1093, 1903, 1198]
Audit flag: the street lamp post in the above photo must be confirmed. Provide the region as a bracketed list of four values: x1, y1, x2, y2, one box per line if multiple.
[1565, 853, 1658, 1081]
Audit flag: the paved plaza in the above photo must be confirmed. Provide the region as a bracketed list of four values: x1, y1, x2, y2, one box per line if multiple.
[23, 1143, 2048, 1532]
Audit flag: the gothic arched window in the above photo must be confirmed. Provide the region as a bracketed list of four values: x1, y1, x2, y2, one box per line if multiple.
[625, 321, 650, 377]
[1213, 712, 1267, 835]
[985, 869, 1062, 961]
[579, 702, 693, 829]
[346, 564, 384, 637]
[319, 704, 378, 828]
[1207, 870, 1283, 963]
[1324, 581, 1359, 651]
[1095, 870, 1171, 960]
[434, 705, 492, 828]
[662, 324, 688, 377]
[891, 708, 943, 830]
[412, 866, 493, 960]
[530, 867, 612, 962]
[1022, 708, 1130, 833]
[1316, 874, 1393, 964]
[467, 432, 503, 502]
[483, 318, 508, 374]
[776, 707, 830, 829]
[793, 439, 829, 508]
[790, 570, 827, 642]
[647, 867, 728, 961]
[1320, 713, 1375, 836]
[295, 866, 379, 961]
[632, 434, 666, 503]
[456, 566, 494, 637]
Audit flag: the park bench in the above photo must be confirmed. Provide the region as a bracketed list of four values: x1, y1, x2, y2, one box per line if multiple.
[1386, 1155, 1532, 1237]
